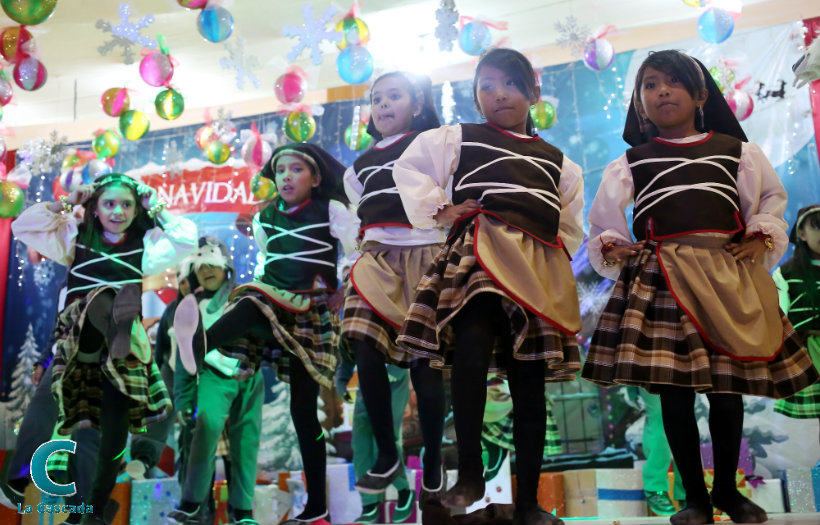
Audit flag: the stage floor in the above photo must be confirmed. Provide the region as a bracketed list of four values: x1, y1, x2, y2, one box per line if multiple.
[558, 514, 819, 525]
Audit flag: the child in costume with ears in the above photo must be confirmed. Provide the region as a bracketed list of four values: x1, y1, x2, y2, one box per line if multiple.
[582, 50, 818, 525]
[174, 143, 357, 525]
[341, 71, 446, 516]
[393, 48, 585, 525]
[773, 205, 820, 464]
[12, 173, 197, 525]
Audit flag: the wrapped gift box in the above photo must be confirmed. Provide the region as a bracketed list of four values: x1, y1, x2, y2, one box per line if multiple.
[129, 478, 180, 525]
[781, 467, 820, 512]
[512, 472, 565, 517]
[563, 469, 645, 518]
[253, 484, 292, 525]
[108, 482, 130, 525]
[327, 463, 361, 524]
[701, 438, 753, 475]
[465, 456, 513, 514]
[748, 478, 785, 513]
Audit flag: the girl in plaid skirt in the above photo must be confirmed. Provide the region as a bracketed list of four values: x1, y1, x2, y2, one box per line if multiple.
[175, 143, 357, 525]
[582, 50, 819, 525]
[12, 173, 197, 525]
[773, 206, 820, 450]
[393, 48, 585, 525]
[341, 71, 447, 512]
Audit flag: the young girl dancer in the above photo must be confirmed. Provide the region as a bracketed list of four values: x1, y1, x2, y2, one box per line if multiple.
[582, 50, 818, 525]
[393, 48, 585, 525]
[175, 143, 357, 525]
[773, 205, 820, 462]
[11, 173, 197, 525]
[341, 71, 446, 504]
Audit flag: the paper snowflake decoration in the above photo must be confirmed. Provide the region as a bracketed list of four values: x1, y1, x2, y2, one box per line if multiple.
[220, 37, 261, 90]
[283, 3, 342, 65]
[96, 3, 157, 65]
[162, 140, 185, 179]
[554, 16, 590, 59]
[577, 280, 612, 319]
[33, 260, 56, 290]
[19, 131, 68, 176]
[211, 108, 238, 143]
[435, 0, 459, 52]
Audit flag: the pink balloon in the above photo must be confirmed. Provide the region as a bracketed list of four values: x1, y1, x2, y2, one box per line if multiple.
[726, 90, 753, 121]
[241, 135, 273, 169]
[0, 74, 12, 105]
[139, 52, 174, 87]
[274, 71, 307, 104]
[13, 55, 46, 91]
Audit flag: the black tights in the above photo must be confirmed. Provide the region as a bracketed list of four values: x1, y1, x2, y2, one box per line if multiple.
[451, 293, 547, 511]
[658, 386, 744, 508]
[79, 291, 131, 517]
[352, 340, 445, 484]
[203, 297, 327, 518]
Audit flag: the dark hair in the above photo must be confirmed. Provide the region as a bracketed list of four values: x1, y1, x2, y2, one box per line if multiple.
[365, 71, 441, 141]
[634, 50, 706, 108]
[786, 206, 820, 314]
[473, 48, 539, 135]
[262, 142, 349, 205]
[76, 179, 154, 252]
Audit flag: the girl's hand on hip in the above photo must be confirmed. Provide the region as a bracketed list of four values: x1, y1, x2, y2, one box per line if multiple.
[725, 237, 767, 264]
[433, 199, 480, 228]
[602, 240, 645, 265]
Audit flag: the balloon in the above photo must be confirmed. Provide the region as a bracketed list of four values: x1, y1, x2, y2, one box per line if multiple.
[0, 74, 11, 105]
[155, 88, 184, 120]
[59, 168, 84, 192]
[0, 104, 4, 122]
[698, 8, 734, 44]
[283, 111, 316, 142]
[343, 122, 373, 151]
[0, 180, 24, 218]
[62, 152, 82, 169]
[241, 135, 273, 169]
[119, 110, 150, 141]
[250, 171, 276, 201]
[139, 51, 174, 87]
[274, 71, 307, 104]
[51, 175, 67, 200]
[335, 15, 370, 50]
[336, 45, 374, 85]
[530, 100, 557, 130]
[1, 0, 56, 25]
[726, 90, 754, 121]
[0, 25, 34, 62]
[682, 0, 705, 5]
[583, 38, 615, 72]
[206, 141, 231, 164]
[101, 87, 130, 117]
[13, 55, 46, 90]
[92, 130, 120, 159]
[195, 125, 217, 150]
[458, 21, 491, 56]
[197, 5, 234, 43]
[83, 159, 112, 182]
[0, 136, 6, 160]
[177, 0, 207, 8]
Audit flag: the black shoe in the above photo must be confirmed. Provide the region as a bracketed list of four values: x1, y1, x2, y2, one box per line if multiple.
[392, 489, 416, 523]
[109, 284, 142, 359]
[646, 490, 677, 516]
[419, 467, 446, 507]
[168, 502, 201, 524]
[710, 489, 767, 524]
[0, 479, 25, 506]
[513, 506, 562, 525]
[281, 509, 329, 524]
[441, 470, 484, 508]
[354, 458, 403, 495]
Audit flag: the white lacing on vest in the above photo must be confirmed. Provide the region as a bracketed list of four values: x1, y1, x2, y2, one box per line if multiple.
[260, 220, 336, 268]
[459, 142, 561, 213]
[358, 161, 401, 204]
[67, 244, 143, 296]
[630, 155, 740, 221]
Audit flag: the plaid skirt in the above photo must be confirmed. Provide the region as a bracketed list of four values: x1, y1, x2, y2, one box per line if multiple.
[396, 215, 581, 381]
[775, 336, 820, 417]
[218, 283, 338, 389]
[582, 243, 819, 397]
[51, 287, 171, 435]
[342, 243, 440, 367]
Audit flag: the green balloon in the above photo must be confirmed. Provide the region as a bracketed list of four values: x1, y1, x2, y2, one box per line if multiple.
[155, 88, 185, 120]
[1, 0, 57, 25]
[530, 100, 556, 130]
[283, 111, 316, 142]
[0, 181, 24, 218]
[344, 122, 373, 151]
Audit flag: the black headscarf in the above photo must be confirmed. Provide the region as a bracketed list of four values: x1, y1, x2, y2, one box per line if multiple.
[261, 142, 349, 205]
[623, 51, 748, 147]
[790, 204, 820, 244]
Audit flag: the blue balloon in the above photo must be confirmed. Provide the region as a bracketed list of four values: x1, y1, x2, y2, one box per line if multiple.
[336, 45, 374, 85]
[697, 8, 734, 44]
[458, 21, 491, 56]
[197, 5, 234, 43]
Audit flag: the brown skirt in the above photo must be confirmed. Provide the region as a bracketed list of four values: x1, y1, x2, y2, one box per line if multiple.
[219, 282, 338, 389]
[582, 240, 818, 397]
[51, 286, 170, 435]
[396, 214, 582, 381]
[341, 242, 439, 366]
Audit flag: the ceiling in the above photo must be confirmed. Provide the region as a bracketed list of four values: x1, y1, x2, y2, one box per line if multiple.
[0, 0, 807, 148]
